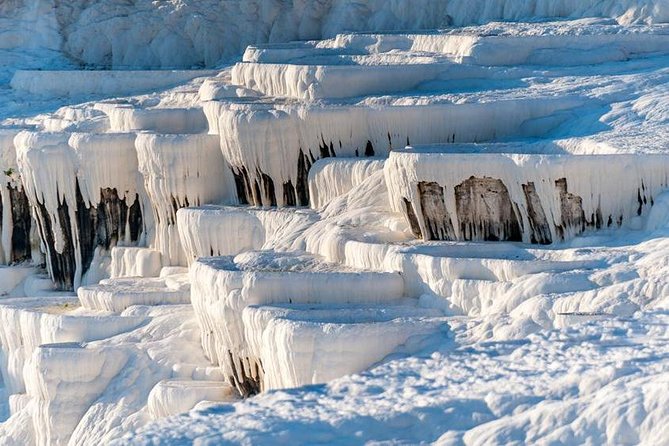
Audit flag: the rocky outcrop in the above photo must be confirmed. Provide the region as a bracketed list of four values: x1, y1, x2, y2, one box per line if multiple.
[386, 151, 669, 244]
[15, 132, 145, 289]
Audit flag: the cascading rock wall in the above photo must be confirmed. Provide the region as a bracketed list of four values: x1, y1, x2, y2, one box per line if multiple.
[386, 151, 669, 244]
[15, 131, 145, 289]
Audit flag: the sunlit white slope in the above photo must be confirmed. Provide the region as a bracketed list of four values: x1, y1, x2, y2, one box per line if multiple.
[4, 0, 669, 71]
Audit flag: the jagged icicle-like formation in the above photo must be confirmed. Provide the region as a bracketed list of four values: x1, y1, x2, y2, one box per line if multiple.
[204, 20, 669, 211]
[177, 205, 317, 263]
[308, 158, 386, 210]
[190, 253, 406, 396]
[15, 131, 145, 289]
[213, 97, 580, 208]
[135, 133, 237, 267]
[176, 207, 265, 262]
[386, 149, 669, 244]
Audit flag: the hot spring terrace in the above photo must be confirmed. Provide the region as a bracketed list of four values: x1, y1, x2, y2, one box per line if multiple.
[388, 146, 669, 244]
[0, 19, 668, 444]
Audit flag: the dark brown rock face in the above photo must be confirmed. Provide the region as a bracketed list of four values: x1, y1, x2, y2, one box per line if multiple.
[522, 182, 552, 245]
[32, 185, 144, 290]
[555, 177, 586, 240]
[8, 185, 32, 263]
[34, 200, 76, 290]
[402, 197, 423, 239]
[455, 176, 523, 242]
[417, 181, 455, 240]
[399, 175, 626, 244]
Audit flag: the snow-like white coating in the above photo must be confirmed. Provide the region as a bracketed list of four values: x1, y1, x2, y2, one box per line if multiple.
[345, 22, 669, 64]
[135, 133, 237, 266]
[67, 132, 142, 212]
[4, 0, 668, 75]
[0, 302, 223, 446]
[0, 266, 36, 295]
[26, 342, 129, 446]
[110, 247, 162, 279]
[65, 305, 224, 445]
[10, 70, 218, 98]
[14, 131, 73, 243]
[176, 205, 318, 262]
[308, 158, 386, 209]
[243, 303, 445, 390]
[108, 107, 209, 134]
[40, 106, 109, 133]
[147, 380, 238, 420]
[231, 61, 448, 100]
[231, 21, 669, 100]
[197, 71, 260, 103]
[0, 297, 144, 396]
[121, 309, 669, 445]
[190, 253, 405, 392]
[77, 274, 190, 312]
[4, 4, 669, 445]
[214, 97, 581, 208]
[176, 206, 264, 262]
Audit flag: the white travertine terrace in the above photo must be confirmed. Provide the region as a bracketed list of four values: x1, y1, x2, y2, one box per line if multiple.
[386, 149, 669, 243]
[135, 133, 237, 266]
[2, 8, 669, 445]
[242, 304, 444, 391]
[177, 205, 318, 263]
[190, 253, 408, 395]
[10, 70, 218, 97]
[147, 380, 239, 419]
[308, 158, 386, 210]
[212, 97, 582, 208]
[108, 107, 209, 134]
[77, 274, 190, 312]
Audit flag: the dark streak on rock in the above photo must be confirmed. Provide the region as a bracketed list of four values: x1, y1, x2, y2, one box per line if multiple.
[31, 182, 144, 290]
[76, 180, 97, 277]
[522, 182, 552, 245]
[417, 182, 455, 240]
[365, 140, 375, 157]
[8, 185, 32, 263]
[555, 178, 586, 240]
[283, 180, 297, 207]
[402, 197, 423, 239]
[232, 167, 250, 205]
[260, 170, 277, 207]
[34, 198, 75, 290]
[128, 194, 143, 242]
[296, 149, 311, 206]
[319, 136, 331, 159]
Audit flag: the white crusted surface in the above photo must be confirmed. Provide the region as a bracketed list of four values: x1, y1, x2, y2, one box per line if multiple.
[77, 274, 190, 312]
